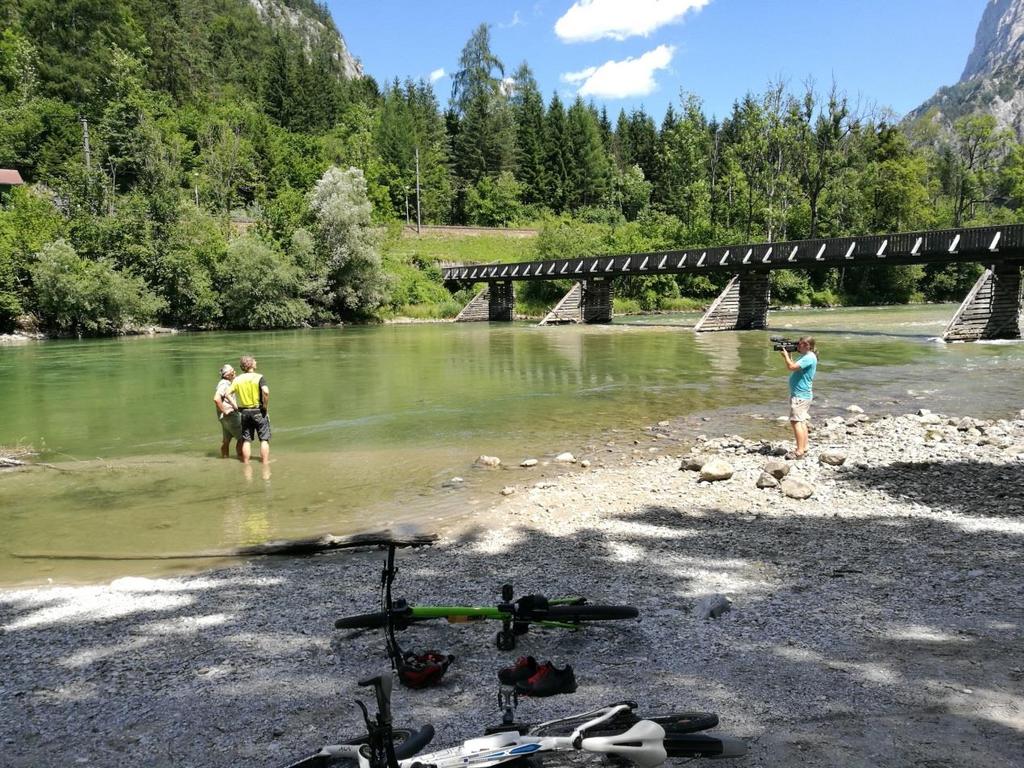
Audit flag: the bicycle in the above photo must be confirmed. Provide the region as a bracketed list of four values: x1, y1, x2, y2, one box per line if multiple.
[335, 545, 640, 650]
[282, 673, 747, 768]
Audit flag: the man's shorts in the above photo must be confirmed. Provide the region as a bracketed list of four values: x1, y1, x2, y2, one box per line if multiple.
[240, 409, 272, 442]
[220, 411, 242, 440]
[789, 397, 812, 423]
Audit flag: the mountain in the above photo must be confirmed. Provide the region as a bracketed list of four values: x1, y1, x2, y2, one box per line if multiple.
[907, 0, 1024, 137]
[248, 0, 362, 80]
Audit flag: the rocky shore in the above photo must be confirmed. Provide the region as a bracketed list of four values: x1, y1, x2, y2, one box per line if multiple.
[1, 410, 1022, 767]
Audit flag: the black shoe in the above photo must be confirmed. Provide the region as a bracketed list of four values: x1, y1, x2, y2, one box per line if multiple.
[498, 655, 538, 685]
[515, 662, 577, 697]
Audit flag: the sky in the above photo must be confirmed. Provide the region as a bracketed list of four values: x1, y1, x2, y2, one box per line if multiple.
[326, 0, 990, 121]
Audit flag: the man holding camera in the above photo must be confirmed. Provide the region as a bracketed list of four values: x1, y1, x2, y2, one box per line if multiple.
[780, 337, 817, 459]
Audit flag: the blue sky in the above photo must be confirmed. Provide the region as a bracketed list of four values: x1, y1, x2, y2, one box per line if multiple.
[326, 0, 989, 121]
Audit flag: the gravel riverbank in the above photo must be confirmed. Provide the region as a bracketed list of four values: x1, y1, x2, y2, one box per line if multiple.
[2, 410, 1023, 767]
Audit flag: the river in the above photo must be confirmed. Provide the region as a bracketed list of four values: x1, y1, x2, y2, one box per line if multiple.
[1, 303, 1021, 586]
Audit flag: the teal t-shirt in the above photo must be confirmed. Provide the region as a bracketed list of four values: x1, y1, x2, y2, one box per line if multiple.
[789, 351, 817, 399]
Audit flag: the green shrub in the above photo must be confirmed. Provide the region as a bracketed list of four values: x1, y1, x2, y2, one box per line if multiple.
[770, 270, 812, 305]
[30, 239, 165, 335]
[613, 297, 642, 315]
[214, 235, 311, 329]
[383, 301, 461, 319]
[657, 296, 705, 311]
[810, 289, 841, 307]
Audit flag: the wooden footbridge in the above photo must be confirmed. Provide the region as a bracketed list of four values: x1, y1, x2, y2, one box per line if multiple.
[442, 224, 1024, 342]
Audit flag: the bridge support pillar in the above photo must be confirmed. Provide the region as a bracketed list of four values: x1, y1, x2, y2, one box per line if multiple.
[582, 278, 613, 323]
[943, 261, 1023, 341]
[694, 272, 770, 332]
[487, 280, 515, 321]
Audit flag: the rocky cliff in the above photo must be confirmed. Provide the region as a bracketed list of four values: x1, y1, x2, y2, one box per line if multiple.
[248, 0, 363, 80]
[908, 0, 1024, 138]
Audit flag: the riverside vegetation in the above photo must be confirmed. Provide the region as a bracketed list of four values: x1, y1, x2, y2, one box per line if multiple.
[5, 4, 1024, 335]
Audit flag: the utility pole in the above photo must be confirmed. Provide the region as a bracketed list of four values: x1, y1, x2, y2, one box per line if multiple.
[80, 116, 91, 169]
[415, 145, 422, 234]
[404, 186, 410, 225]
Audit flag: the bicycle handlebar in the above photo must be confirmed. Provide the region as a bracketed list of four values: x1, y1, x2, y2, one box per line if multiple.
[358, 674, 393, 717]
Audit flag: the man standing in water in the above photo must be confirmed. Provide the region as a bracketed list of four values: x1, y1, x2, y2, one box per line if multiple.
[230, 355, 271, 466]
[781, 337, 817, 460]
[214, 364, 242, 459]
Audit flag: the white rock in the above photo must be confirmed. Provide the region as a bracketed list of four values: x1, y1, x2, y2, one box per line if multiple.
[781, 477, 815, 499]
[699, 458, 734, 482]
[520, 459, 538, 467]
[500, 486, 516, 496]
[580, 459, 591, 468]
[475, 455, 501, 467]
[846, 405, 864, 413]
[695, 594, 732, 619]
[554, 452, 576, 463]
[818, 451, 847, 466]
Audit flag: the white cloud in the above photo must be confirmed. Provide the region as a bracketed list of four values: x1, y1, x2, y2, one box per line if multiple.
[555, 0, 710, 42]
[561, 44, 675, 99]
[429, 68, 446, 83]
[499, 10, 522, 28]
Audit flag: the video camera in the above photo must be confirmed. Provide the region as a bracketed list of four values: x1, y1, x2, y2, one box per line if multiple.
[771, 336, 799, 353]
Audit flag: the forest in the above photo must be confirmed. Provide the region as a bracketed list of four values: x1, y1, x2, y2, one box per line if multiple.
[2, 0, 1024, 334]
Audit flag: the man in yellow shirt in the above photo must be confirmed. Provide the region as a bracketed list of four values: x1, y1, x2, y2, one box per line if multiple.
[229, 355, 271, 465]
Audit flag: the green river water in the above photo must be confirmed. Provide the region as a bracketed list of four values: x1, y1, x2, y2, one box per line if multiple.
[1, 304, 1022, 586]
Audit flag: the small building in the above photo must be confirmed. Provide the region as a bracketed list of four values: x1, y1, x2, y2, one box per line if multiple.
[0, 169, 24, 191]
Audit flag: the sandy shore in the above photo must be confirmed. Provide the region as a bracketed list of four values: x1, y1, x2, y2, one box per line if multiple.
[2, 410, 1023, 767]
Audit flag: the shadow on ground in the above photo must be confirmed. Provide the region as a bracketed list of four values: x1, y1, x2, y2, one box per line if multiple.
[0, 488, 1021, 767]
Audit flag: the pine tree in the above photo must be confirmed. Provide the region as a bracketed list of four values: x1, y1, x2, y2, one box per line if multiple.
[543, 93, 569, 212]
[565, 96, 610, 209]
[449, 24, 514, 183]
[510, 62, 545, 205]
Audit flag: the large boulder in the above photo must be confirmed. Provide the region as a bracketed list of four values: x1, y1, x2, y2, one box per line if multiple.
[764, 459, 790, 479]
[699, 458, 734, 482]
[756, 472, 779, 489]
[781, 477, 815, 499]
[818, 451, 847, 466]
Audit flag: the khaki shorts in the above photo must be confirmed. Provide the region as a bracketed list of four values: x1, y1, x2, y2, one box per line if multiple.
[789, 397, 812, 422]
[220, 411, 242, 440]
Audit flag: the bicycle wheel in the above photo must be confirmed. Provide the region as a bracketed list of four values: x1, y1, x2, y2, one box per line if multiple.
[539, 604, 639, 623]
